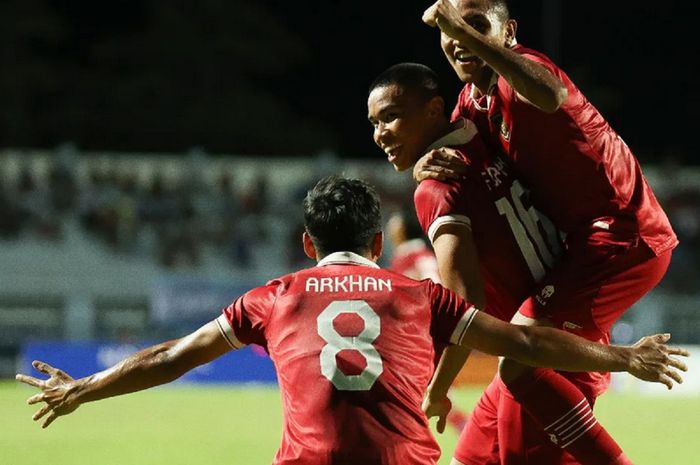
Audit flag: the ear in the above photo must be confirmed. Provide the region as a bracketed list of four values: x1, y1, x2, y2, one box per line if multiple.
[303, 231, 317, 260]
[427, 96, 445, 118]
[505, 19, 518, 47]
[370, 231, 384, 261]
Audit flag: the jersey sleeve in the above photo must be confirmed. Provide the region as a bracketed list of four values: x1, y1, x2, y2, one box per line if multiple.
[216, 281, 279, 349]
[427, 281, 479, 346]
[498, 47, 565, 108]
[414, 178, 472, 244]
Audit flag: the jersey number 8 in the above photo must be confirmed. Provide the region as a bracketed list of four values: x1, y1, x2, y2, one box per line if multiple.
[317, 300, 384, 391]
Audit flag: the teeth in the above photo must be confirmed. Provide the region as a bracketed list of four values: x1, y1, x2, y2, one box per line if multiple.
[455, 51, 472, 61]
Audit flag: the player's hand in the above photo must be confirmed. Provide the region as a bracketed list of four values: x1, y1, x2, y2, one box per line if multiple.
[627, 334, 689, 389]
[423, 0, 470, 40]
[422, 394, 452, 434]
[413, 148, 468, 183]
[16, 360, 82, 428]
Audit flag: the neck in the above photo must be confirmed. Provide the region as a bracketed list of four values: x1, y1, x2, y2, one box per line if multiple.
[472, 69, 495, 96]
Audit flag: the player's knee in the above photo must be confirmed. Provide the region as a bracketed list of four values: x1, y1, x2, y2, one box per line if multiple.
[498, 357, 530, 385]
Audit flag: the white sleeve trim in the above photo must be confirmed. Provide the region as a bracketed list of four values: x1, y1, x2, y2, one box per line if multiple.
[428, 215, 472, 243]
[216, 314, 245, 349]
[449, 306, 479, 345]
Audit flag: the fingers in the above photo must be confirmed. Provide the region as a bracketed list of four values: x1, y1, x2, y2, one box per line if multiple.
[33, 404, 52, 421]
[27, 392, 46, 405]
[15, 374, 44, 388]
[658, 374, 674, 390]
[422, 2, 439, 26]
[653, 333, 671, 343]
[665, 368, 684, 385]
[42, 411, 58, 429]
[667, 346, 690, 357]
[33, 360, 59, 376]
[666, 356, 688, 372]
[436, 413, 447, 434]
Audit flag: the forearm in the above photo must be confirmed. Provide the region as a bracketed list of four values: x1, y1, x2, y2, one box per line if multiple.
[454, 27, 566, 112]
[72, 341, 191, 404]
[427, 345, 472, 400]
[516, 326, 631, 373]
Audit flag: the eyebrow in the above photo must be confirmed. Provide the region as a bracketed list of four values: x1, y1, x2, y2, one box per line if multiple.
[368, 103, 397, 122]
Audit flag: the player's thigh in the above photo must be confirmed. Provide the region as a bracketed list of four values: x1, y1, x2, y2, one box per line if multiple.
[453, 377, 501, 465]
[520, 246, 671, 339]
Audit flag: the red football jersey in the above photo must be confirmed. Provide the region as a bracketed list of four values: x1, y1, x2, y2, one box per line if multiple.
[452, 44, 677, 255]
[218, 252, 478, 465]
[389, 238, 441, 283]
[414, 120, 563, 322]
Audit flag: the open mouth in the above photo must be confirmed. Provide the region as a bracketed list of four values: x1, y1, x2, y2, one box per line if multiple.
[455, 50, 479, 65]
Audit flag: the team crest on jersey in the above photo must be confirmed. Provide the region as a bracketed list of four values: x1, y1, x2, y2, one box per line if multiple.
[536, 285, 555, 305]
[490, 112, 511, 141]
[500, 118, 511, 141]
[481, 156, 509, 191]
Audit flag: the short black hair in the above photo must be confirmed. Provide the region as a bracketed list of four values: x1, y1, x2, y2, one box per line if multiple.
[303, 176, 382, 257]
[368, 62, 442, 103]
[490, 0, 510, 21]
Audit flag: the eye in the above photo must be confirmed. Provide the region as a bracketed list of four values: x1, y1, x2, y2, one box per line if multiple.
[467, 18, 489, 34]
[385, 112, 399, 122]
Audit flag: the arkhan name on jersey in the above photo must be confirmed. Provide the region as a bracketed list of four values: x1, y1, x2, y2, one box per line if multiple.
[305, 276, 392, 293]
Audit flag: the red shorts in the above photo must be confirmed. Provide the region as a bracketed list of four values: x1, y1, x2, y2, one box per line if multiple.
[453, 376, 501, 465]
[454, 241, 673, 464]
[519, 241, 672, 398]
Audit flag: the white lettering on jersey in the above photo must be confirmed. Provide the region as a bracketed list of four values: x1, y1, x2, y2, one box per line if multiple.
[306, 276, 392, 293]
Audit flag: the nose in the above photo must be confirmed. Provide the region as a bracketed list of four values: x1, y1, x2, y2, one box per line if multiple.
[374, 122, 388, 146]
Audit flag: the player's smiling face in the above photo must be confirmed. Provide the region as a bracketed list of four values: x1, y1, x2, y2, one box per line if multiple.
[367, 84, 436, 172]
[441, 0, 514, 88]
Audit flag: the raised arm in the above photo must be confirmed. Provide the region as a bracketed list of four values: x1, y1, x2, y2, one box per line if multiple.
[462, 311, 689, 388]
[423, 0, 567, 112]
[16, 319, 234, 428]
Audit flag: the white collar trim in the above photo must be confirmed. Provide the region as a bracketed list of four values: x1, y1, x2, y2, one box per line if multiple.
[317, 251, 380, 268]
[426, 118, 478, 152]
[468, 73, 499, 112]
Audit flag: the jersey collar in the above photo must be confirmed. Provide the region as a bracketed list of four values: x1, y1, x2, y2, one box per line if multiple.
[426, 118, 478, 152]
[468, 72, 499, 112]
[317, 251, 380, 268]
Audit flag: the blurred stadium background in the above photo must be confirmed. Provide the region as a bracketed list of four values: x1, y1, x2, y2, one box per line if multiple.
[1, 1, 698, 464]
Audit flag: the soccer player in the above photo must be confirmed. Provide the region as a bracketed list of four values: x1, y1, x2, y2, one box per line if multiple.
[417, 1, 680, 464]
[387, 208, 440, 283]
[17, 176, 686, 465]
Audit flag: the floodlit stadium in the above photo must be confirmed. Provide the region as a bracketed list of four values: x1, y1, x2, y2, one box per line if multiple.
[2, 2, 699, 465]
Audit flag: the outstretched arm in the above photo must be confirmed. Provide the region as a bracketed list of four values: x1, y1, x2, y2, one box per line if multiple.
[16, 319, 233, 428]
[462, 311, 689, 388]
[423, 0, 567, 112]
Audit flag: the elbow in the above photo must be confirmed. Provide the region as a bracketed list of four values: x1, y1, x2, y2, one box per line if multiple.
[509, 327, 540, 366]
[541, 85, 568, 113]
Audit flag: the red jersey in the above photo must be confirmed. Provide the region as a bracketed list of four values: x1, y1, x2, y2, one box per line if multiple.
[217, 251, 478, 465]
[452, 44, 677, 255]
[389, 238, 441, 283]
[414, 120, 563, 322]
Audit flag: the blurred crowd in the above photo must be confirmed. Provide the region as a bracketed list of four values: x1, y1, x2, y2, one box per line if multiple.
[0, 149, 410, 273]
[0, 150, 697, 293]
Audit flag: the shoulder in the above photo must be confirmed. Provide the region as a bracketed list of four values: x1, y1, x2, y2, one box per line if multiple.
[512, 44, 560, 73]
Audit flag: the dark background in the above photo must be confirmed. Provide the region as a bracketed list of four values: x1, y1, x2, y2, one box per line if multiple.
[0, 1, 695, 163]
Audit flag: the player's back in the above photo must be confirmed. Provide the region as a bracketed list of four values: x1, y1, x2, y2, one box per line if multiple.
[242, 252, 468, 465]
